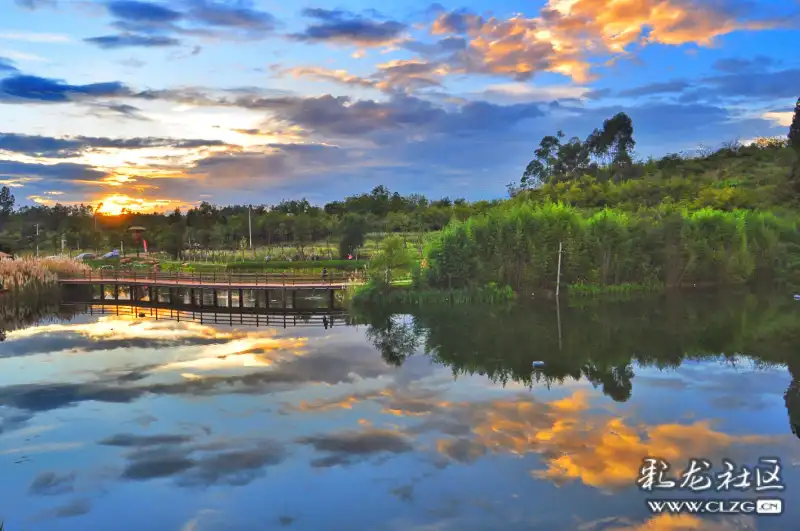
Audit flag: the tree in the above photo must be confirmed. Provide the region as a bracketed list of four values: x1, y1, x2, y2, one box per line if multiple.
[371, 234, 412, 283]
[521, 131, 564, 188]
[789, 97, 800, 154]
[0, 186, 14, 219]
[789, 97, 800, 184]
[338, 213, 367, 258]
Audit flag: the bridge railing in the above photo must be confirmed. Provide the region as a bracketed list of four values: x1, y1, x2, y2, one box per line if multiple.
[67, 269, 364, 285]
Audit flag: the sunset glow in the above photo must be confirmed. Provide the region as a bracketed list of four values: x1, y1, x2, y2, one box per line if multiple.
[0, 0, 794, 207]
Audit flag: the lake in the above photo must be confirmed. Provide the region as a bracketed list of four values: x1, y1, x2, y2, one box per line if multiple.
[1, 290, 799, 530]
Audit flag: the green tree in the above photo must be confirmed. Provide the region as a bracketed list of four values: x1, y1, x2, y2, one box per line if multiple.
[789, 97, 800, 154]
[371, 234, 413, 283]
[0, 186, 14, 219]
[338, 213, 368, 258]
[789, 97, 800, 185]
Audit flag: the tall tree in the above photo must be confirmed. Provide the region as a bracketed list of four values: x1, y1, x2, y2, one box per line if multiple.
[789, 97, 800, 154]
[788, 97, 800, 187]
[0, 186, 14, 218]
[521, 130, 564, 188]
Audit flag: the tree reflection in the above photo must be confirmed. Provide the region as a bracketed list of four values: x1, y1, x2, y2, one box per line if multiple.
[362, 309, 422, 367]
[358, 290, 800, 420]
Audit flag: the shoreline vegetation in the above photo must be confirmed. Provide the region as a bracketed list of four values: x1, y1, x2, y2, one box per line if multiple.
[0, 257, 90, 339]
[1, 106, 799, 305]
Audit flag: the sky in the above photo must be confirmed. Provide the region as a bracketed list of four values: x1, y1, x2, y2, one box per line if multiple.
[0, 0, 798, 214]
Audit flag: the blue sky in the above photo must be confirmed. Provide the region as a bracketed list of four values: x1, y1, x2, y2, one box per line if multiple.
[0, 0, 798, 213]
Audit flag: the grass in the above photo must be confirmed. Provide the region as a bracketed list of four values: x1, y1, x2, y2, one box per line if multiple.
[1, 256, 90, 291]
[349, 280, 516, 307]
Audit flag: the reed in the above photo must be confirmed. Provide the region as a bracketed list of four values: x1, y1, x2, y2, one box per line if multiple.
[0, 256, 90, 293]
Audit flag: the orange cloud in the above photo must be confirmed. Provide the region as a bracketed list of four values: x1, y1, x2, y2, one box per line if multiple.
[601, 513, 753, 530]
[441, 390, 776, 490]
[428, 0, 777, 82]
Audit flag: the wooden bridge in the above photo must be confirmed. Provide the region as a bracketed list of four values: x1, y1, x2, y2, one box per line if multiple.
[60, 270, 364, 311]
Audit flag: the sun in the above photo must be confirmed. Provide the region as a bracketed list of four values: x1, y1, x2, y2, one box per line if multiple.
[95, 194, 180, 215]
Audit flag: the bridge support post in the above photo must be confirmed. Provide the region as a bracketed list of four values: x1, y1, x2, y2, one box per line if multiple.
[213, 289, 218, 307]
[190, 288, 195, 307]
[168, 288, 175, 306]
[329, 289, 335, 309]
[148, 286, 154, 302]
[292, 290, 297, 309]
[282, 290, 286, 309]
[100, 284, 105, 300]
[114, 284, 119, 300]
[239, 288, 244, 308]
[227, 289, 232, 308]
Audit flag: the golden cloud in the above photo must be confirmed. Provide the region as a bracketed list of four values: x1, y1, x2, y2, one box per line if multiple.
[429, 0, 777, 82]
[440, 390, 776, 490]
[9, 313, 308, 369]
[601, 513, 754, 530]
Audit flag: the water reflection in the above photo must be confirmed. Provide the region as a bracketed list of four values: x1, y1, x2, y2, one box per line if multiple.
[0, 291, 798, 530]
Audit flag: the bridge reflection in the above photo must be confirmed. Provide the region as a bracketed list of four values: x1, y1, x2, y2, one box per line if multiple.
[63, 302, 354, 329]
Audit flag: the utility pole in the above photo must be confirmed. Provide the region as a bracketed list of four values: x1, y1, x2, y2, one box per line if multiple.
[35, 223, 39, 258]
[555, 241, 563, 298]
[248, 206, 253, 249]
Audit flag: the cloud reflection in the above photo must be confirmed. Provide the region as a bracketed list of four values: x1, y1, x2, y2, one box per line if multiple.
[285, 387, 780, 490]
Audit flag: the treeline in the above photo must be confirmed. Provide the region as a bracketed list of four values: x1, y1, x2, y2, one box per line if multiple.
[0, 185, 500, 258]
[420, 202, 800, 291]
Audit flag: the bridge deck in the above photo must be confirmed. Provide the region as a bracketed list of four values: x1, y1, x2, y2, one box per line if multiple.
[61, 278, 351, 289]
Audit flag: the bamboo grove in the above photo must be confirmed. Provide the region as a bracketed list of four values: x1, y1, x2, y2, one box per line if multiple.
[420, 202, 800, 292]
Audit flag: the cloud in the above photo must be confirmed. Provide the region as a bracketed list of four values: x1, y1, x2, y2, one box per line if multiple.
[99, 433, 194, 446]
[184, 0, 277, 32]
[0, 133, 227, 159]
[90, 0, 277, 46]
[84, 33, 181, 49]
[0, 74, 131, 103]
[419, 0, 780, 83]
[0, 57, 18, 72]
[107, 0, 182, 24]
[28, 471, 76, 496]
[296, 427, 414, 467]
[292, 8, 406, 47]
[115, 434, 287, 487]
[286, 385, 786, 491]
[598, 513, 755, 531]
[0, 31, 70, 43]
[280, 60, 446, 94]
[618, 81, 691, 98]
[87, 102, 150, 121]
[702, 68, 800, 100]
[712, 55, 777, 74]
[14, 0, 57, 9]
[0, 160, 107, 181]
[50, 499, 92, 518]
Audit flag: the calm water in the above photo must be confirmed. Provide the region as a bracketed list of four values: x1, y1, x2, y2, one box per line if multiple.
[1, 292, 799, 530]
